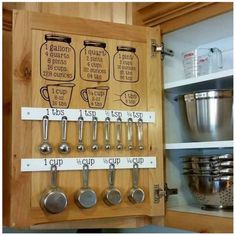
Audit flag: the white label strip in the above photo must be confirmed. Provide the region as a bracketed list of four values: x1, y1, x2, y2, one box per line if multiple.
[21, 107, 155, 123]
[21, 156, 156, 172]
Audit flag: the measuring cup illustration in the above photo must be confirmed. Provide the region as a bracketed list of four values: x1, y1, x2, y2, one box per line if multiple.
[80, 86, 109, 109]
[114, 90, 140, 107]
[40, 83, 75, 108]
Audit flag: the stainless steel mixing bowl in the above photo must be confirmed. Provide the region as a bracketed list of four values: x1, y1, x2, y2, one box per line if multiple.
[183, 154, 233, 163]
[185, 174, 233, 209]
[183, 160, 233, 170]
[183, 167, 233, 175]
[181, 89, 233, 141]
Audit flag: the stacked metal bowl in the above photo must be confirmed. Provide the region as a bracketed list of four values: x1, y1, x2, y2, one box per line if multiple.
[182, 154, 233, 210]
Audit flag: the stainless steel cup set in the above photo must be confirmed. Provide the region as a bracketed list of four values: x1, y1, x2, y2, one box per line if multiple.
[39, 116, 145, 153]
[182, 154, 233, 210]
[40, 163, 146, 214]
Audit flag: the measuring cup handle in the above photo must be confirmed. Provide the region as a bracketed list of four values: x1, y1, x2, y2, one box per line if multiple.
[82, 164, 89, 188]
[40, 86, 50, 101]
[132, 163, 139, 188]
[80, 89, 88, 102]
[108, 163, 115, 188]
[216, 48, 223, 69]
[50, 165, 58, 188]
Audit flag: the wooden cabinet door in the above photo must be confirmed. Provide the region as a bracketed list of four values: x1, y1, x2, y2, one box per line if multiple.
[10, 10, 164, 228]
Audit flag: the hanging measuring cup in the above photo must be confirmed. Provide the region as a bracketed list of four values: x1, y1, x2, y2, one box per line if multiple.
[40, 165, 68, 214]
[74, 164, 97, 209]
[128, 163, 145, 204]
[103, 163, 122, 206]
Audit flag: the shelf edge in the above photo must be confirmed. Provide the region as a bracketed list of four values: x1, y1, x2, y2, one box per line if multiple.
[165, 140, 234, 149]
[164, 69, 233, 90]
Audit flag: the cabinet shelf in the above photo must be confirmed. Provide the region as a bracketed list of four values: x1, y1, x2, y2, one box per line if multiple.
[167, 204, 233, 218]
[164, 69, 233, 93]
[165, 140, 233, 150]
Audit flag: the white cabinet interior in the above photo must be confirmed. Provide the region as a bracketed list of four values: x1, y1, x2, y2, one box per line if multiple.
[163, 11, 233, 219]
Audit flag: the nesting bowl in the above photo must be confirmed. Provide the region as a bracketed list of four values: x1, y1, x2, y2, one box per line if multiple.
[182, 154, 233, 210]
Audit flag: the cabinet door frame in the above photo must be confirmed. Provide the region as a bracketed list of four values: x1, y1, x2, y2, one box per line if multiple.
[6, 10, 164, 228]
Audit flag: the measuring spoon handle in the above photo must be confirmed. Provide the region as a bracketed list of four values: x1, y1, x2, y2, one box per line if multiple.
[42, 115, 49, 141]
[127, 118, 133, 150]
[61, 116, 68, 141]
[116, 117, 123, 149]
[92, 117, 98, 144]
[105, 117, 111, 150]
[78, 117, 84, 143]
[137, 118, 144, 150]
[105, 117, 110, 144]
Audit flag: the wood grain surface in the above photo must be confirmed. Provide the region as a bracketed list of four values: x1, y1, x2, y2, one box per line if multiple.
[10, 10, 164, 227]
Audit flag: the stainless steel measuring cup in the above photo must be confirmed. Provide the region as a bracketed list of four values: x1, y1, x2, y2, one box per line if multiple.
[128, 163, 145, 204]
[40, 165, 68, 214]
[58, 116, 71, 154]
[103, 163, 122, 206]
[74, 164, 97, 209]
[77, 116, 85, 152]
[39, 115, 52, 154]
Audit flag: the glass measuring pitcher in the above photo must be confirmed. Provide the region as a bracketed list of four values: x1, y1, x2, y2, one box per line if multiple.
[208, 47, 223, 73]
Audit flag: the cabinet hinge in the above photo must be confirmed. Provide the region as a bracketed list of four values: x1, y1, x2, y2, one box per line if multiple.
[153, 183, 178, 203]
[151, 39, 174, 60]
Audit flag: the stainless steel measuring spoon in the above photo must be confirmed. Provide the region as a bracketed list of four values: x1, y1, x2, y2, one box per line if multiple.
[128, 163, 145, 204]
[74, 164, 97, 209]
[40, 165, 68, 214]
[137, 118, 144, 150]
[104, 117, 111, 150]
[91, 116, 99, 151]
[127, 118, 133, 150]
[39, 115, 52, 154]
[116, 117, 123, 150]
[58, 116, 71, 154]
[103, 163, 122, 206]
[77, 116, 85, 152]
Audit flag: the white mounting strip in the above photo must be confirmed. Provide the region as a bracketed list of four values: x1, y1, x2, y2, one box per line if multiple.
[21, 107, 155, 123]
[21, 156, 156, 172]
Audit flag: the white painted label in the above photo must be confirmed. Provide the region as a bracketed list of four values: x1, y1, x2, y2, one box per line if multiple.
[21, 107, 155, 123]
[21, 156, 157, 172]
